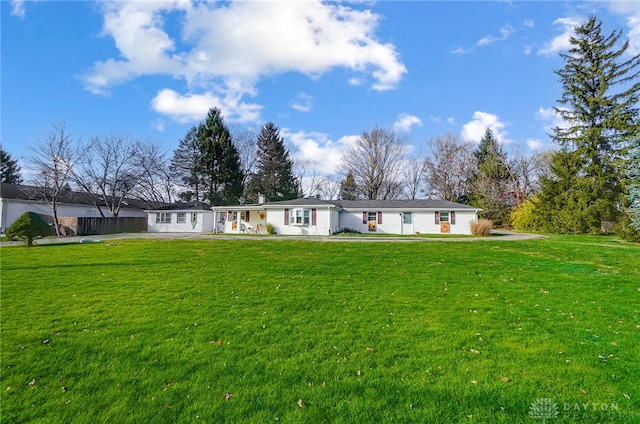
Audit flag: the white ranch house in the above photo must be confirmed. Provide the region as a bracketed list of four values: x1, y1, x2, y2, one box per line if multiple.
[147, 198, 480, 235]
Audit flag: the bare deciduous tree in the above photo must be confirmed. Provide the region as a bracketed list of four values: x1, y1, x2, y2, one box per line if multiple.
[339, 127, 408, 200]
[131, 141, 174, 207]
[73, 135, 147, 218]
[230, 126, 258, 189]
[402, 156, 427, 200]
[423, 132, 475, 202]
[316, 176, 341, 200]
[295, 159, 324, 198]
[26, 122, 83, 236]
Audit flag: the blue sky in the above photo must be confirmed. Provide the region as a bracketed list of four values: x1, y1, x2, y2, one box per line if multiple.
[2, 1, 639, 177]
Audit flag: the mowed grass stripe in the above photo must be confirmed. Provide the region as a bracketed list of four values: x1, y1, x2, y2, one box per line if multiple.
[1, 237, 638, 423]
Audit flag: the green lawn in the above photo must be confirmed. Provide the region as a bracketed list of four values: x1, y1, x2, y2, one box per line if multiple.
[1, 236, 639, 423]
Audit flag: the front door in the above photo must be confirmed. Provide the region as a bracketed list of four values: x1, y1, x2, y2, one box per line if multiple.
[402, 212, 413, 234]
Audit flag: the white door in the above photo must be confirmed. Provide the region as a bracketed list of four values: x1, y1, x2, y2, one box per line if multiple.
[402, 212, 413, 234]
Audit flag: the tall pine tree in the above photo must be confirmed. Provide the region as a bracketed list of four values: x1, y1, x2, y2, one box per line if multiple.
[626, 136, 640, 231]
[197, 108, 243, 205]
[1, 148, 23, 184]
[339, 171, 359, 200]
[248, 122, 299, 202]
[170, 126, 202, 202]
[469, 128, 511, 226]
[536, 16, 640, 233]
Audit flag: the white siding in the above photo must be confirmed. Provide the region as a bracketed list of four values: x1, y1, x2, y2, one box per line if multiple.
[267, 207, 333, 235]
[340, 209, 478, 235]
[147, 211, 215, 233]
[1, 199, 146, 232]
[414, 210, 477, 235]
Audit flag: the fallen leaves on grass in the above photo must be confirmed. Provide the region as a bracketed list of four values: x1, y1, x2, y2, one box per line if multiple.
[501, 377, 509, 383]
[297, 399, 305, 408]
[469, 349, 480, 354]
[471, 380, 478, 385]
[224, 393, 233, 400]
[28, 379, 36, 387]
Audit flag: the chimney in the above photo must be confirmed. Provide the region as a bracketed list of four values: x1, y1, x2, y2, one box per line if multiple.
[258, 193, 265, 204]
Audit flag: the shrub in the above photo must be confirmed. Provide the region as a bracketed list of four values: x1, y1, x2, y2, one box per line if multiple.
[265, 223, 276, 234]
[615, 215, 640, 242]
[511, 197, 544, 232]
[470, 219, 492, 236]
[5, 212, 52, 246]
[333, 227, 361, 235]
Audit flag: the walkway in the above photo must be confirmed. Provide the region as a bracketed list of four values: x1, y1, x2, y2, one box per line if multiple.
[1, 231, 546, 246]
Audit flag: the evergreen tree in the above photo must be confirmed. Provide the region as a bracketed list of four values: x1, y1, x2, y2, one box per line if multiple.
[536, 16, 640, 233]
[339, 171, 359, 200]
[248, 122, 299, 202]
[469, 128, 512, 226]
[196, 108, 243, 205]
[626, 136, 640, 230]
[171, 126, 203, 202]
[1, 148, 23, 184]
[5, 211, 52, 246]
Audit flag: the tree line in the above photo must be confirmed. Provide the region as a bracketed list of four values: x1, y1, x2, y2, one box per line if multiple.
[1, 16, 638, 238]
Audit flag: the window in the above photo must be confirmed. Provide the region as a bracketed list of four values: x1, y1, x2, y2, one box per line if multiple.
[156, 212, 171, 223]
[288, 208, 315, 226]
[368, 212, 377, 223]
[436, 211, 455, 225]
[403, 212, 412, 224]
[177, 212, 186, 223]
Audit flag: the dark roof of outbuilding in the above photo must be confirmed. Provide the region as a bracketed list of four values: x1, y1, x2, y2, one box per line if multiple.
[0, 183, 150, 210]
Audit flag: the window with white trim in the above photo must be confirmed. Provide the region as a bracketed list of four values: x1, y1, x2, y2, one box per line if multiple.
[439, 212, 449, 222]
[156, 212, 171, 223]
[288, 208, 315, 226]
[403, 212, 412, 224]
[177, 212, 186, 223]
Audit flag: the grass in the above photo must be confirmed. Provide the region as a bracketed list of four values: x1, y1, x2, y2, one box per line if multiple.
[1, 235, 639, 423]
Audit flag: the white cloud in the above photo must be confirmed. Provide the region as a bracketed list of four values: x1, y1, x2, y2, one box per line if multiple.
[523, 20, 534, 28]
[450, 46, 467, 55]
[290, 93, 313, 113]
[393, 113, 422, 132]
[477, 24, 514, 46]
[82, 1, 406, 122]
[11, 0, 25, 18]
[526, 139, 544, 151]
[524, 45, 533, 55]
[604, 1, 640, 56]
[153, 119, 166, 132]
[151, 88, 262, 124]
[461, 111, 510, 144]
[536, 106, 571, 132]
[283, 130, 357, 175]
[538, 16, 584, 56]
[447, 117, 455, 125]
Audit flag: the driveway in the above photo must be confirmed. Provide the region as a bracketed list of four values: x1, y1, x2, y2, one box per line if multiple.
[1, 231, 545, 246]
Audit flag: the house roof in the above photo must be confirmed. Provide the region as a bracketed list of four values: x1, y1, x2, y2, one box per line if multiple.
[0, 183, 150, 210]
[261, 198, 336, 208]
[211, 197, 479, 211]
[146, 202, 213, 211]
[334, 199, 480, 210]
